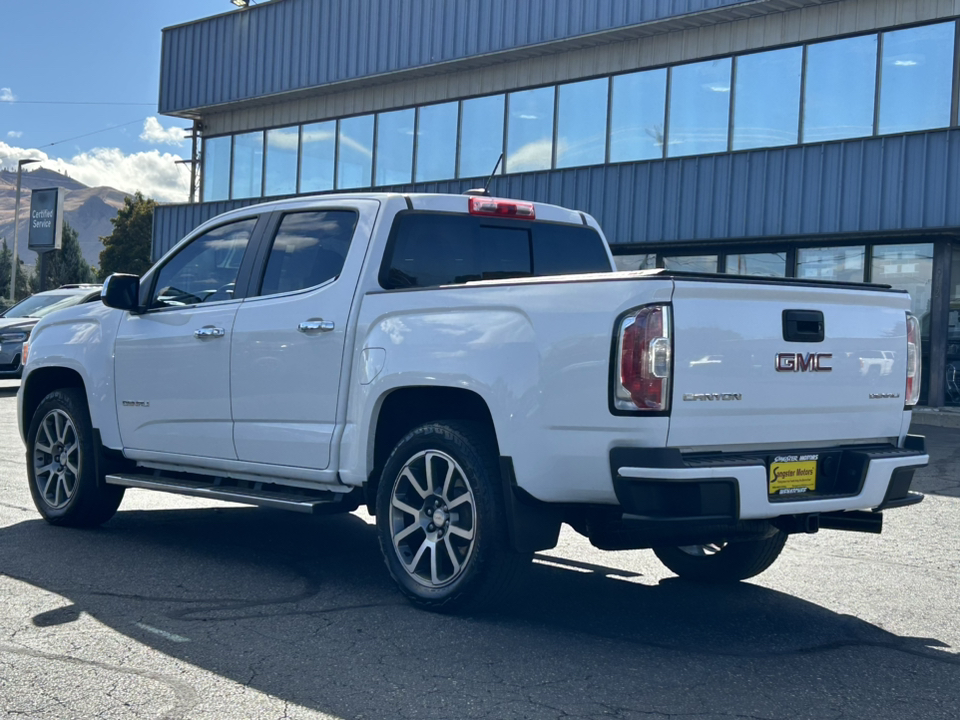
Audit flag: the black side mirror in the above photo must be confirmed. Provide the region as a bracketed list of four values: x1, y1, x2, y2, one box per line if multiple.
[101, 273, 141, 313]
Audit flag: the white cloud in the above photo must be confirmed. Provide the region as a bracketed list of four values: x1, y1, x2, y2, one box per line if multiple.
[0, 141, 189, 203]
[140, 117, 187, 147]
[0, 88, 15, 102]
[6, 131, 22, 138]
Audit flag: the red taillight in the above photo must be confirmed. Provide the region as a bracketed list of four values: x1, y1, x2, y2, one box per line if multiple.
[906, 313, 921, 407]
[468, 196, 535, 219]
[615, 304, 672, 412]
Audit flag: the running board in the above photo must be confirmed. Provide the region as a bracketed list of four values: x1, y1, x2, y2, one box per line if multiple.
[105, 472, 348, 514]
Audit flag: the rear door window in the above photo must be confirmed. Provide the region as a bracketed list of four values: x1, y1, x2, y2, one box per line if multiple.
[380, 212, 610, 289]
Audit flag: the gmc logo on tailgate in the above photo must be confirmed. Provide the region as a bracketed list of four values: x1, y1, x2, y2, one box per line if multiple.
[776, 353, 832, 372]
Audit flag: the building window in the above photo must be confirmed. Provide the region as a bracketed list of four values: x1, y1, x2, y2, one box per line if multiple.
[878, 22, 955, 136]
[802, 35, 878, 143]
[337, 115, 374, 189]
[667, 59, 732, 158]
[375, 109, 415, 186]
[663, 255, 719, 273]
[202, 135, 231, 202]
[231, 131, 264, 199]
[459, 94, 504, 179]
[264, 127, 299, 197]
[506, 86, 555, 173]
[609, 69, 667, 162]
[732, 47, 802, 151]
[796, 246, 865, 282]
[947, 247, 960, 406]
[416, 102, 458, 182]
[725, 252, 787, 277]
[614, 253, 658, 271]
[300, 121, 336, 193]
[556, 78, 608, 168]
[871, 243, 933, 323]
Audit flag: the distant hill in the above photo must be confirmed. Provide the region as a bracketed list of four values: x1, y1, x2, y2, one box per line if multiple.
[0, 168, 129, 271]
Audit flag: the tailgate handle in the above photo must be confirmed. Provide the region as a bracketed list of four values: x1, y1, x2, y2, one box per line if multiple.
[782, 310, 824, 343]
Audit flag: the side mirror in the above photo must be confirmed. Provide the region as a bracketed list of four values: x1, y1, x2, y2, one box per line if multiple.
[101, 273, 141, 313]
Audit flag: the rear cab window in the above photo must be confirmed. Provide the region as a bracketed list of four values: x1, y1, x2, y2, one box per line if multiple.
[379, 212, 611, 290]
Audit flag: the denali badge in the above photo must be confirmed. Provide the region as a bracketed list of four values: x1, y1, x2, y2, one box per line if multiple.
[869, 392, 901, 399]
[776, 353, 832, 372]
[122, 400, 150, 408]
[682, 393, 742, 401]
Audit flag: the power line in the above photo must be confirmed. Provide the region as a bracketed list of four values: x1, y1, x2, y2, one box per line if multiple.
[39, 117, 151, 149]
[4, 100, 155, 106]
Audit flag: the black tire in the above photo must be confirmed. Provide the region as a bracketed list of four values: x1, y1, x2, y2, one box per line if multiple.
[653, 531, 787, 583]
[26, 388, 124, 527]
[375, 421, 529, 613]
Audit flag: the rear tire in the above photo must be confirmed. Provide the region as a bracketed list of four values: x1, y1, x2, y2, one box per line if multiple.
[26, 389, 124, 527]
[376, 421, 529, 612]
[653, 531, 787, 582]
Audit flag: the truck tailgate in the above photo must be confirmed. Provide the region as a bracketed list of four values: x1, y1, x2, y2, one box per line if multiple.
[667, 279, 911, 449]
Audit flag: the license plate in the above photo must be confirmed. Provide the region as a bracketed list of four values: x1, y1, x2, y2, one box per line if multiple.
[769, 454, 818, 497]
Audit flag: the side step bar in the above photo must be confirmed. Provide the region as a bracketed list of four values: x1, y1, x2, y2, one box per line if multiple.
[105, 472, 350, 514]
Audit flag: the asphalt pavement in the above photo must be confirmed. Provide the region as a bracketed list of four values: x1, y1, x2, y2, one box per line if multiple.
[1, 377, 958, 719]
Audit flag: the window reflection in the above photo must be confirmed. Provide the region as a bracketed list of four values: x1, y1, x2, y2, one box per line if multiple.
[506, 87, 555, 173]
[459, 95, 504, 179]
[667, 59, 731, 157]
[375, 109, 414, 186]
[803, 35, 878, 143]
[264, 127, 299, 197]
[878, 22, 954, 135]
[725, 253, 786, 277]
[796, 246, 865, 282]
[337, 115, 374, 189]
[663, 255, 718, 273]
[613, 253, 658, 271]
[300, 120, 336, 193]
[202, 136, 231, 202]
[556, 79, 608, 168]
[733, 48, 802, 150]
[231, 131, 264, 199]
[416, 102, 458, 182]
[871, 244, 933, 322]
[609, 69, 666, 162]
[946, 247, 960, 406]
[260, 211, 358, 296]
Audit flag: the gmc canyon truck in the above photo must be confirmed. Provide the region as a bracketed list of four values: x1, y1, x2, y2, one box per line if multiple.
[18, 193, 928, 611]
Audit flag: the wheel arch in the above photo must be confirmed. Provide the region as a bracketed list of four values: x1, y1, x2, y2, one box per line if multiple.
[22, 367, 87, 438]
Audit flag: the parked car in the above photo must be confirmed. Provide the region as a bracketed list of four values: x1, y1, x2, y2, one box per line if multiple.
[0, 285, 102, 379]
[18, 193, 928, 612]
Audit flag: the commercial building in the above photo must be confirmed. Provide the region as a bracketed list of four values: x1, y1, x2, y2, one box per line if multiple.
[154, 0, 960, 407]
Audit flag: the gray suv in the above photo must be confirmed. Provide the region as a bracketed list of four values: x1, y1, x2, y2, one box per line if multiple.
[0, 285, 102, 379]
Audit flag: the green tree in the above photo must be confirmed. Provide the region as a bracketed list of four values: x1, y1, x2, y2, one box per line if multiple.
[98, 191, 156, 281]
[30, 221, 96, 292]
[0, 238, 31, 307]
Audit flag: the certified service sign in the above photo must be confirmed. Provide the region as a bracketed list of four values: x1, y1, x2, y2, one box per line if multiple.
[28, 187, 64, 252]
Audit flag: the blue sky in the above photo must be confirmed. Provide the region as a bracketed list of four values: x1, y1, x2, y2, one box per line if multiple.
[0, 0, 235, 201]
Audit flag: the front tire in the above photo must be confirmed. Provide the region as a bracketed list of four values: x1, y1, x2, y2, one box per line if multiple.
[376, 421, 529, 612]
[653, 531, 787, 582]
[27, 389, 124, 527]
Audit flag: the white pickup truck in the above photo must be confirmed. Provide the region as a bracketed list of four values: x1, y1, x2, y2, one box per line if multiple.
[18, 193, 928, 611]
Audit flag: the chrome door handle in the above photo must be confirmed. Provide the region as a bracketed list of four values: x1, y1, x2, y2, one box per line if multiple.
[194, 326, 226, 339]
[298, 319, 335, 334]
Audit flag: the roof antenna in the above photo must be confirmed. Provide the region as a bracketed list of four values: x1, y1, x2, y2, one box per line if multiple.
[464, 153, 503, 197]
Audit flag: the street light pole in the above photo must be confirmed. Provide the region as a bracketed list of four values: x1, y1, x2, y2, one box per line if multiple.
[10, 158, 41, 304]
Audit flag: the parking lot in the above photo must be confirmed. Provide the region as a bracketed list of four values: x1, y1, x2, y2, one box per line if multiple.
[1, 377, 958, 719]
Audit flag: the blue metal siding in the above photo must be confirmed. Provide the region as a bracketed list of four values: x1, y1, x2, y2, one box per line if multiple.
[152, 129, 960, 259]
[159, 0, 766, 114]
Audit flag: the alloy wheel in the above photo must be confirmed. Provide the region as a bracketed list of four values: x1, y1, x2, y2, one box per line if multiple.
[33, 409, 81, 510]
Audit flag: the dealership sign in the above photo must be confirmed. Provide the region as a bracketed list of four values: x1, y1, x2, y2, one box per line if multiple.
[28, 187, 64, 252]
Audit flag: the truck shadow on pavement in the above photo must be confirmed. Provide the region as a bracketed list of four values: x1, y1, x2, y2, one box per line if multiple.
[1, 506, 958, 719]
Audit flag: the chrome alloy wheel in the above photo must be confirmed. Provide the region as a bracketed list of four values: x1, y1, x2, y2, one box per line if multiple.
[33, 409, 81, 510]
[389, 450, 477, 588]
[678, 542, 727, 557]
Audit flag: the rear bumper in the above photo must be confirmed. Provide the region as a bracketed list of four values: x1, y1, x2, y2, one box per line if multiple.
[610, 437, 928, 522]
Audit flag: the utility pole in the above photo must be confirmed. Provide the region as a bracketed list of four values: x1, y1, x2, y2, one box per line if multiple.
[10, 158, 40, 304]
[175, 120, 201, 203]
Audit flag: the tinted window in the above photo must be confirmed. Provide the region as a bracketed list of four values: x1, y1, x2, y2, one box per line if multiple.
[337, 115, 374, 189]
[459, 95, 504, 179]
[663, 255, 719, 273]
[231, 131, 264, 199]
[667, 59, 731, 157]
[381, 213, 610, 290]
[609, 69, 667, 162]
[803, 35, 878, 143]
[151, 218, 257, 309]
[202, 136, 231, 202]
[264, 127, 299, 196]
[259, 211, 359, 296]
[416, 102, 459, 182]
[556, 78, 608, 168]
[300, 121, 336, 193]
[506, 87, 555, 173]
[732, 47, 802, 150]
[375, 109, 414, 186]
[796, 246, 865, 282]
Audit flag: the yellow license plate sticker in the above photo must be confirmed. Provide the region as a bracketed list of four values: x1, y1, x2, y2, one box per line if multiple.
[769, 454, 818, 497]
